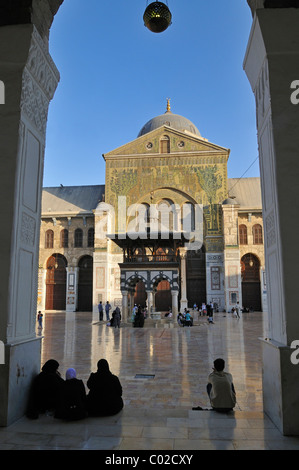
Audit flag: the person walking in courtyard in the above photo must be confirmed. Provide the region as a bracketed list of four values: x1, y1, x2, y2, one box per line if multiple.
[111, 308, 121, 328]
[105, 301, 111, 321]
[98, 301, 103, 321]
[86, 359, 124, 416]
[98, 302, 104, 321]
[134, 305, 144, 327]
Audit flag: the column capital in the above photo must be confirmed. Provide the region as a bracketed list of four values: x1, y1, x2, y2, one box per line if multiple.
[0, 0, 64, 40]
[179, 247, 188, 258]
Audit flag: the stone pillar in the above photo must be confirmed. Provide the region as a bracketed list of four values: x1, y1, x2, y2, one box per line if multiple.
[146, 290, 154, 314]
[66, 267, 78, 312]
[244, 7, 299, 435]
[171, 290, 179, 316]
[0, 3, 61, 424]
[129, 291, 135, 316]
[222, 201, 242, 312]
[121, 291, 129, 321]
[37, 267, 46, 312]
[179, 247, 188, 311]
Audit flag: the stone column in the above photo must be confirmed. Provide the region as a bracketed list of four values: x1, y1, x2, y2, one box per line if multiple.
[222, 201, 242, 312]
[0, 16, 60, 424]
[171, 290, 179, 316]
[146, 290, 154, 315]
[66, 267, 78, 312]
[37, 267, 47, 312]
[121, 291, 129, 321]
[244, 6, 299, 435]
[179, 247, 188, 311]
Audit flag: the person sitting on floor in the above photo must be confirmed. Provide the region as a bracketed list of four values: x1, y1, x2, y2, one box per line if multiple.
[55, 368, 87, 421]
[184, 310, 192, 327]
[26, 359, 64, 419]
[192, 358, 236, 412]
[86, 359, 124, 417]
[207, 358, 236, 412]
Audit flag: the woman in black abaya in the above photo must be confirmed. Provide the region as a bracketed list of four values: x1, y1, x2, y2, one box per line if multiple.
[26, 359, 64, 419]
[86, 359, 124, 417]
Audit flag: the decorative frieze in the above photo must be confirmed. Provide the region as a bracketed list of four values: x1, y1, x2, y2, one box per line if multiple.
[265, 210, 276, 248]
[21, 26, 60, 136]
[20, 212, 36, 247]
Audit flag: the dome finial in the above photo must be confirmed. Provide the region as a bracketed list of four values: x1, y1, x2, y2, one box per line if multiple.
[166, 98, 171, 113]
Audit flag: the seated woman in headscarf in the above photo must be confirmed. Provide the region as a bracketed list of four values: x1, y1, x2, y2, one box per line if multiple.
[26, 359, 64, 419]
[86, 359, 124, 417]
[55, 368, 87, 421]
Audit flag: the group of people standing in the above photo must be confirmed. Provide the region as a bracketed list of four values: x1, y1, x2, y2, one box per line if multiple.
[26, 359, 123, 421]
[193, 302, 215, 324]
[98, 301, 122, 328]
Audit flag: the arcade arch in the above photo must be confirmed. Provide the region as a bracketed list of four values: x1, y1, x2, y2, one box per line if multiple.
[77, 255, 93, 312]
[241, 253, 261, 311]
[45, 254, 67, 310]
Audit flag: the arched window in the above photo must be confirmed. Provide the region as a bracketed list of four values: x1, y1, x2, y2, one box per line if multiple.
[181, 202, 195, 232]
[239, 224, 248, 245]
[88, 228, 94, 247]
[45, 229, 54, 249]
[253, 224, 263, 244]
[60, 229, 68, 248]
[157, 199, 174, 231]
[143, 203, 150, 224]
[74, 228, 83, 247]
[160, 135, 170, 153]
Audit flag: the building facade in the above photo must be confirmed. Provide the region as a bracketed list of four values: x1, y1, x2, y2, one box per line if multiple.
[38, 104, 266, 318]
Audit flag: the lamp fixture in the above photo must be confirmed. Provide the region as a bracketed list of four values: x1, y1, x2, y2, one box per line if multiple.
[143, 1, 172, 33]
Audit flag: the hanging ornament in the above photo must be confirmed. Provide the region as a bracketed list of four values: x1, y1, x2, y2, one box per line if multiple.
[143, 1, 172, 33]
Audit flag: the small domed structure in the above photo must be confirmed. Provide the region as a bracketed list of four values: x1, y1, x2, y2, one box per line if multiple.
[143, 2, 172, 33]
[222, 196, 238, 205]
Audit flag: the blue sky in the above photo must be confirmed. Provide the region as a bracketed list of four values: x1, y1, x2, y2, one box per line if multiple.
[43, 0, 259, 188]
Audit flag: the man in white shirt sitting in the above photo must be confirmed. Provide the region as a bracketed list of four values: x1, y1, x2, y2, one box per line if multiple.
[206, 358, 236, 412]
[192, 358, 236, 412]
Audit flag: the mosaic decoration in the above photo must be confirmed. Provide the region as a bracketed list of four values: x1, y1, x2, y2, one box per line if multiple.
[193, 165, 223, 205]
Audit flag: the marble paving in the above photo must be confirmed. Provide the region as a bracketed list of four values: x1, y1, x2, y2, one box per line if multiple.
[1, 311, 299, 451]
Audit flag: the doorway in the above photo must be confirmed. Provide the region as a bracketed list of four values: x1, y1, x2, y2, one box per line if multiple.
[186, 248, 206, 307]
[46, 254, 67, 310]
[241, 253, 261, 311]
[77, 255, 93, 311]
[134, 280, 147, 307]
[155, 280, 171, 312]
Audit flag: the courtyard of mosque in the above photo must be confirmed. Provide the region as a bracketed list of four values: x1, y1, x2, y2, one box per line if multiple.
[1, 311, 299, 451]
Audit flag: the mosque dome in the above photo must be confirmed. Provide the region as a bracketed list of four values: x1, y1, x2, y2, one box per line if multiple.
[137, 100, 201, 138]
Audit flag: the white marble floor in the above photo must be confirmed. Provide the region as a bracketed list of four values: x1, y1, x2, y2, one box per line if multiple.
[1, 311, 299, 451]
